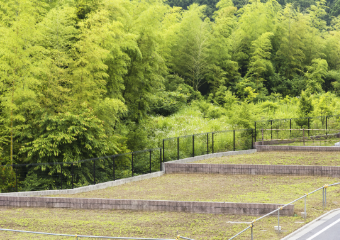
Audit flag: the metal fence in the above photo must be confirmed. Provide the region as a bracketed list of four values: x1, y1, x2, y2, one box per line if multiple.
[258, 128, 340, 146]
[0, 228, 194, 240]
[3, 114, 340, 193]
[229, 181, 340, 240]
[0, 148, 162, 193]
[254, 115, 340, 142]
[162, 129, 254, 162]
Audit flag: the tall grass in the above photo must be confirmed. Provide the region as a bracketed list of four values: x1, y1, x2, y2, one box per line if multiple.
[143, 93, 340, 150]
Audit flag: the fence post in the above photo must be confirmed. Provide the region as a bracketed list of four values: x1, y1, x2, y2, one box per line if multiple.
[113, 156, 115, 181]
[15, 165, 18, 192]
[192, 135, 195, 157]
[303, 128, 305, 146]
[323, 187, 324, 209]
[162, 139, 165, 163]
[212, 133, 214, 153]
[277, 208, 281, 232]
[304, 194, 307, 220]
[252, 130, 254, 149]
[71, 163, 74, 189]
[207, 133, 209, 154]
[262, 128, 264, 145]
[132, 153, 134, 177]
[254, 122, 257, 142]
[93, 160, 96, 184]
[271, 120, 273, 140]
[177, 137, 180, 160]
[233, 130, 236, 151]
[160, 148, 162, 171]
[290, 119, 292, 137]
[326, 116, 328, 135]
[60, 163, 63, 190]
[308, 118, 310, 136]
[324, 185, 328, 208]
[149, 150, 152, 173]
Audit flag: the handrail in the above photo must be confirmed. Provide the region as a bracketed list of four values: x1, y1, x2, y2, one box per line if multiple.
[0, 228, 194, 240]
[228, 182, 340, 240]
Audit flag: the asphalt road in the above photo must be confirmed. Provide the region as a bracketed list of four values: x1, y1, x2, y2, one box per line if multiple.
[282, 209, 340, 240]
[296, 213, 340, 240]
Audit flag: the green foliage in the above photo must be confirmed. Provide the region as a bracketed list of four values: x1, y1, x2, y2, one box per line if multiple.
[169, 4, 212, 91]
[260, 101, 279, 113]
[276, 4, 306, 79]
[305, 58, 328, 94]
[228, 102, 255, 129]
[246, 32, 275, 90]
[330, 71, 340, 95]
[0, 165, 16, 193]
[295, 91, 314, 127]
[208, 86, 238, 109]
[19, 105, 118, 164]
[314, 92, 334, 117]
[1, 0, 340, 191]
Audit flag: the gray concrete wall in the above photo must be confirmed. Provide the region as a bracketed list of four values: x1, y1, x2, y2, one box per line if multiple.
[0, 196, 294, 216]
[254, 140, 295, 146]
[256, 145, 340, 152]
[164, 163, 340, 177]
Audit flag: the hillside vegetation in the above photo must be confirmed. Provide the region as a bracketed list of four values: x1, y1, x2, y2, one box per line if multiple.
[1, 0, 340, 166]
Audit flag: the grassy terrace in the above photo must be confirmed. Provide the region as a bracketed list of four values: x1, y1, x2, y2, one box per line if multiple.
[2, 152, 340, 239]
[0, 206, 339, 240]
[52, 174, 340, 203]
[193, 152, 340, 166]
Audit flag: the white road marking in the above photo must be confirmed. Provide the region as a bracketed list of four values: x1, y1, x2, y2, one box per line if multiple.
[306, 218, 340, 240]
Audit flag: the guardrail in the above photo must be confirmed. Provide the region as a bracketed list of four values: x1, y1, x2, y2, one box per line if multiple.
[228, 181, 340, 240]
[0, 228, 194, 240]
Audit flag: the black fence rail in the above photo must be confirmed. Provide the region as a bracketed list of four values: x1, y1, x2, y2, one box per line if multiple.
[0, 148, 162, 193]
[3, 114, 340, 194]
[259, 128, 340, 146]
[254, 115, 340, 142]
[162, 129, 254, 162]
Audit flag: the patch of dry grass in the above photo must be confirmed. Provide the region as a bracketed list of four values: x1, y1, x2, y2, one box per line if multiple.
[193, 152, 340, 166]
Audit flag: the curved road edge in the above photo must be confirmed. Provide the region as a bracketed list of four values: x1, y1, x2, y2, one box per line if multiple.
[281, 208, 340, 240]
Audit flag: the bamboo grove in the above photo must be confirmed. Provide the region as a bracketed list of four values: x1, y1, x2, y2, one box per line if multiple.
[1, 0, 340, 190]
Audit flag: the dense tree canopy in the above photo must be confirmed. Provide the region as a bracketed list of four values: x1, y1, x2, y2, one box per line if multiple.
[1, 0, 340, 172]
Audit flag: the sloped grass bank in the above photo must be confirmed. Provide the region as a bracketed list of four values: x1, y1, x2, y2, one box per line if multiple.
[193, 152, 340, 166]
[0, 206, 338, 240]
[52, 174, 340, 205]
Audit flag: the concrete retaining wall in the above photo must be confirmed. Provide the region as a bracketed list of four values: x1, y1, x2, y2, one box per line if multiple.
[254, 140, 295, 146]
[164, 163, 340, 177]
[0, 196, 294, 216]
[256, 145, 340, 152]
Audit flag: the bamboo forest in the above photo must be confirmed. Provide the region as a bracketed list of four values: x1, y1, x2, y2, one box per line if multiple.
[1, 0, 340, 191]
